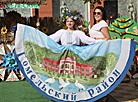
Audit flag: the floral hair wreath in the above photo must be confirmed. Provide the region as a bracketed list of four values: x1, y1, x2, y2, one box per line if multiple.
[60, 10, 84, 27]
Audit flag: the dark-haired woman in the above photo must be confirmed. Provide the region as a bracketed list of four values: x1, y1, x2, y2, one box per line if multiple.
[89, 6, 111, 40]
[90, 6, 133, 82]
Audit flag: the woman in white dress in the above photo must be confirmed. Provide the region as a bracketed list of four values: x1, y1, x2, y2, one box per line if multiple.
[89, 6, 110, 40]
[49, 10, 104, 46]
[89, 6, 132, 82]
[89, 6, 133, 102]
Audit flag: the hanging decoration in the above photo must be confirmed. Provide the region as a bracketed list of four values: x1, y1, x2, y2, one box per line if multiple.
[109, 16, 138, 51]
[1, 27, 8, 34]
[42, 26, 48, 34]
[55, 17, 60, 25]
[0, 24, 16, 44]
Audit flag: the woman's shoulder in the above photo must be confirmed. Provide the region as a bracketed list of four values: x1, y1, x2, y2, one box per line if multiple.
[56, 29, 66, 33]
[99, 20, 108, 25]
[95, 20, 108, 28]
[58, 29, 66, 31]
[75, 30, 85, 34]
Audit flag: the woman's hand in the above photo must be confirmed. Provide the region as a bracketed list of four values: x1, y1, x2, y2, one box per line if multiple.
[91, 37, 108, 41]
[104, 38, 108, 41]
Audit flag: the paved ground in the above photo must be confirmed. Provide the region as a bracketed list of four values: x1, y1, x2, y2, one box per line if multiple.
[109, 78, 138, 102]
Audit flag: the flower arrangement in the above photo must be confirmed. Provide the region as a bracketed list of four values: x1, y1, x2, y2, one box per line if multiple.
[42, 26, 48, 34]
[60, 10, 84, 27]
[81, 0, 101, 9]
[1, 27, 8, 34]
[55, 17, 60, 25]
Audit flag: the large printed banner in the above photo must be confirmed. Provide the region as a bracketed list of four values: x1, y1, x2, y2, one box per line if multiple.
[14, 24, 136, 102]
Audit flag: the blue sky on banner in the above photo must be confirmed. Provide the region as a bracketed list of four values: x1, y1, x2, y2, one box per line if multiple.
[23, 25, 121, 59]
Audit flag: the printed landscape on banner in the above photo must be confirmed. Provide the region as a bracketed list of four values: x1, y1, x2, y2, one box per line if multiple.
[14, 23, 136, 102]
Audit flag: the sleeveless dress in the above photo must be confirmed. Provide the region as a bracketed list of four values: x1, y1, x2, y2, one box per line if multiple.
[89, 20, 108, 38]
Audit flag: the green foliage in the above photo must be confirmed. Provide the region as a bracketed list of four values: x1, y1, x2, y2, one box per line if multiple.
[105, 52, 118, 75]
[62, 73, 65, 77]
[53, 72, 55, 75]
[82, 21, 90, 28]
[87, 56, 106, 70]
[80, 75, 82, 79]
[97, 74, 100, 78]
[24, 40, 95, 67]
[67, 74, 71, 78]
[57, 73, 60, 77]
[81, 0, 101, 9]
[48, 70, 52, 76]
[105, 52, 118, 70]
[73, 75, 76, 78]
[84, 76, 88, 80]
[24, 40, 63, 65]
[24, 40, 118, 77]
[100, 72, 104, 77]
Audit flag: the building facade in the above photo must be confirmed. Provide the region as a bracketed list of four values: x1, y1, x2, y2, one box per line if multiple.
[44, 56, 93, 77]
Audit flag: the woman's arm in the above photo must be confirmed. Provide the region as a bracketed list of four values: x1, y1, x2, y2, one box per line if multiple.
[91, 27, 110, 41]
[78, 31, 103, 45]
[49, 29, 63, 42]
[100, 27, 111, 40]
